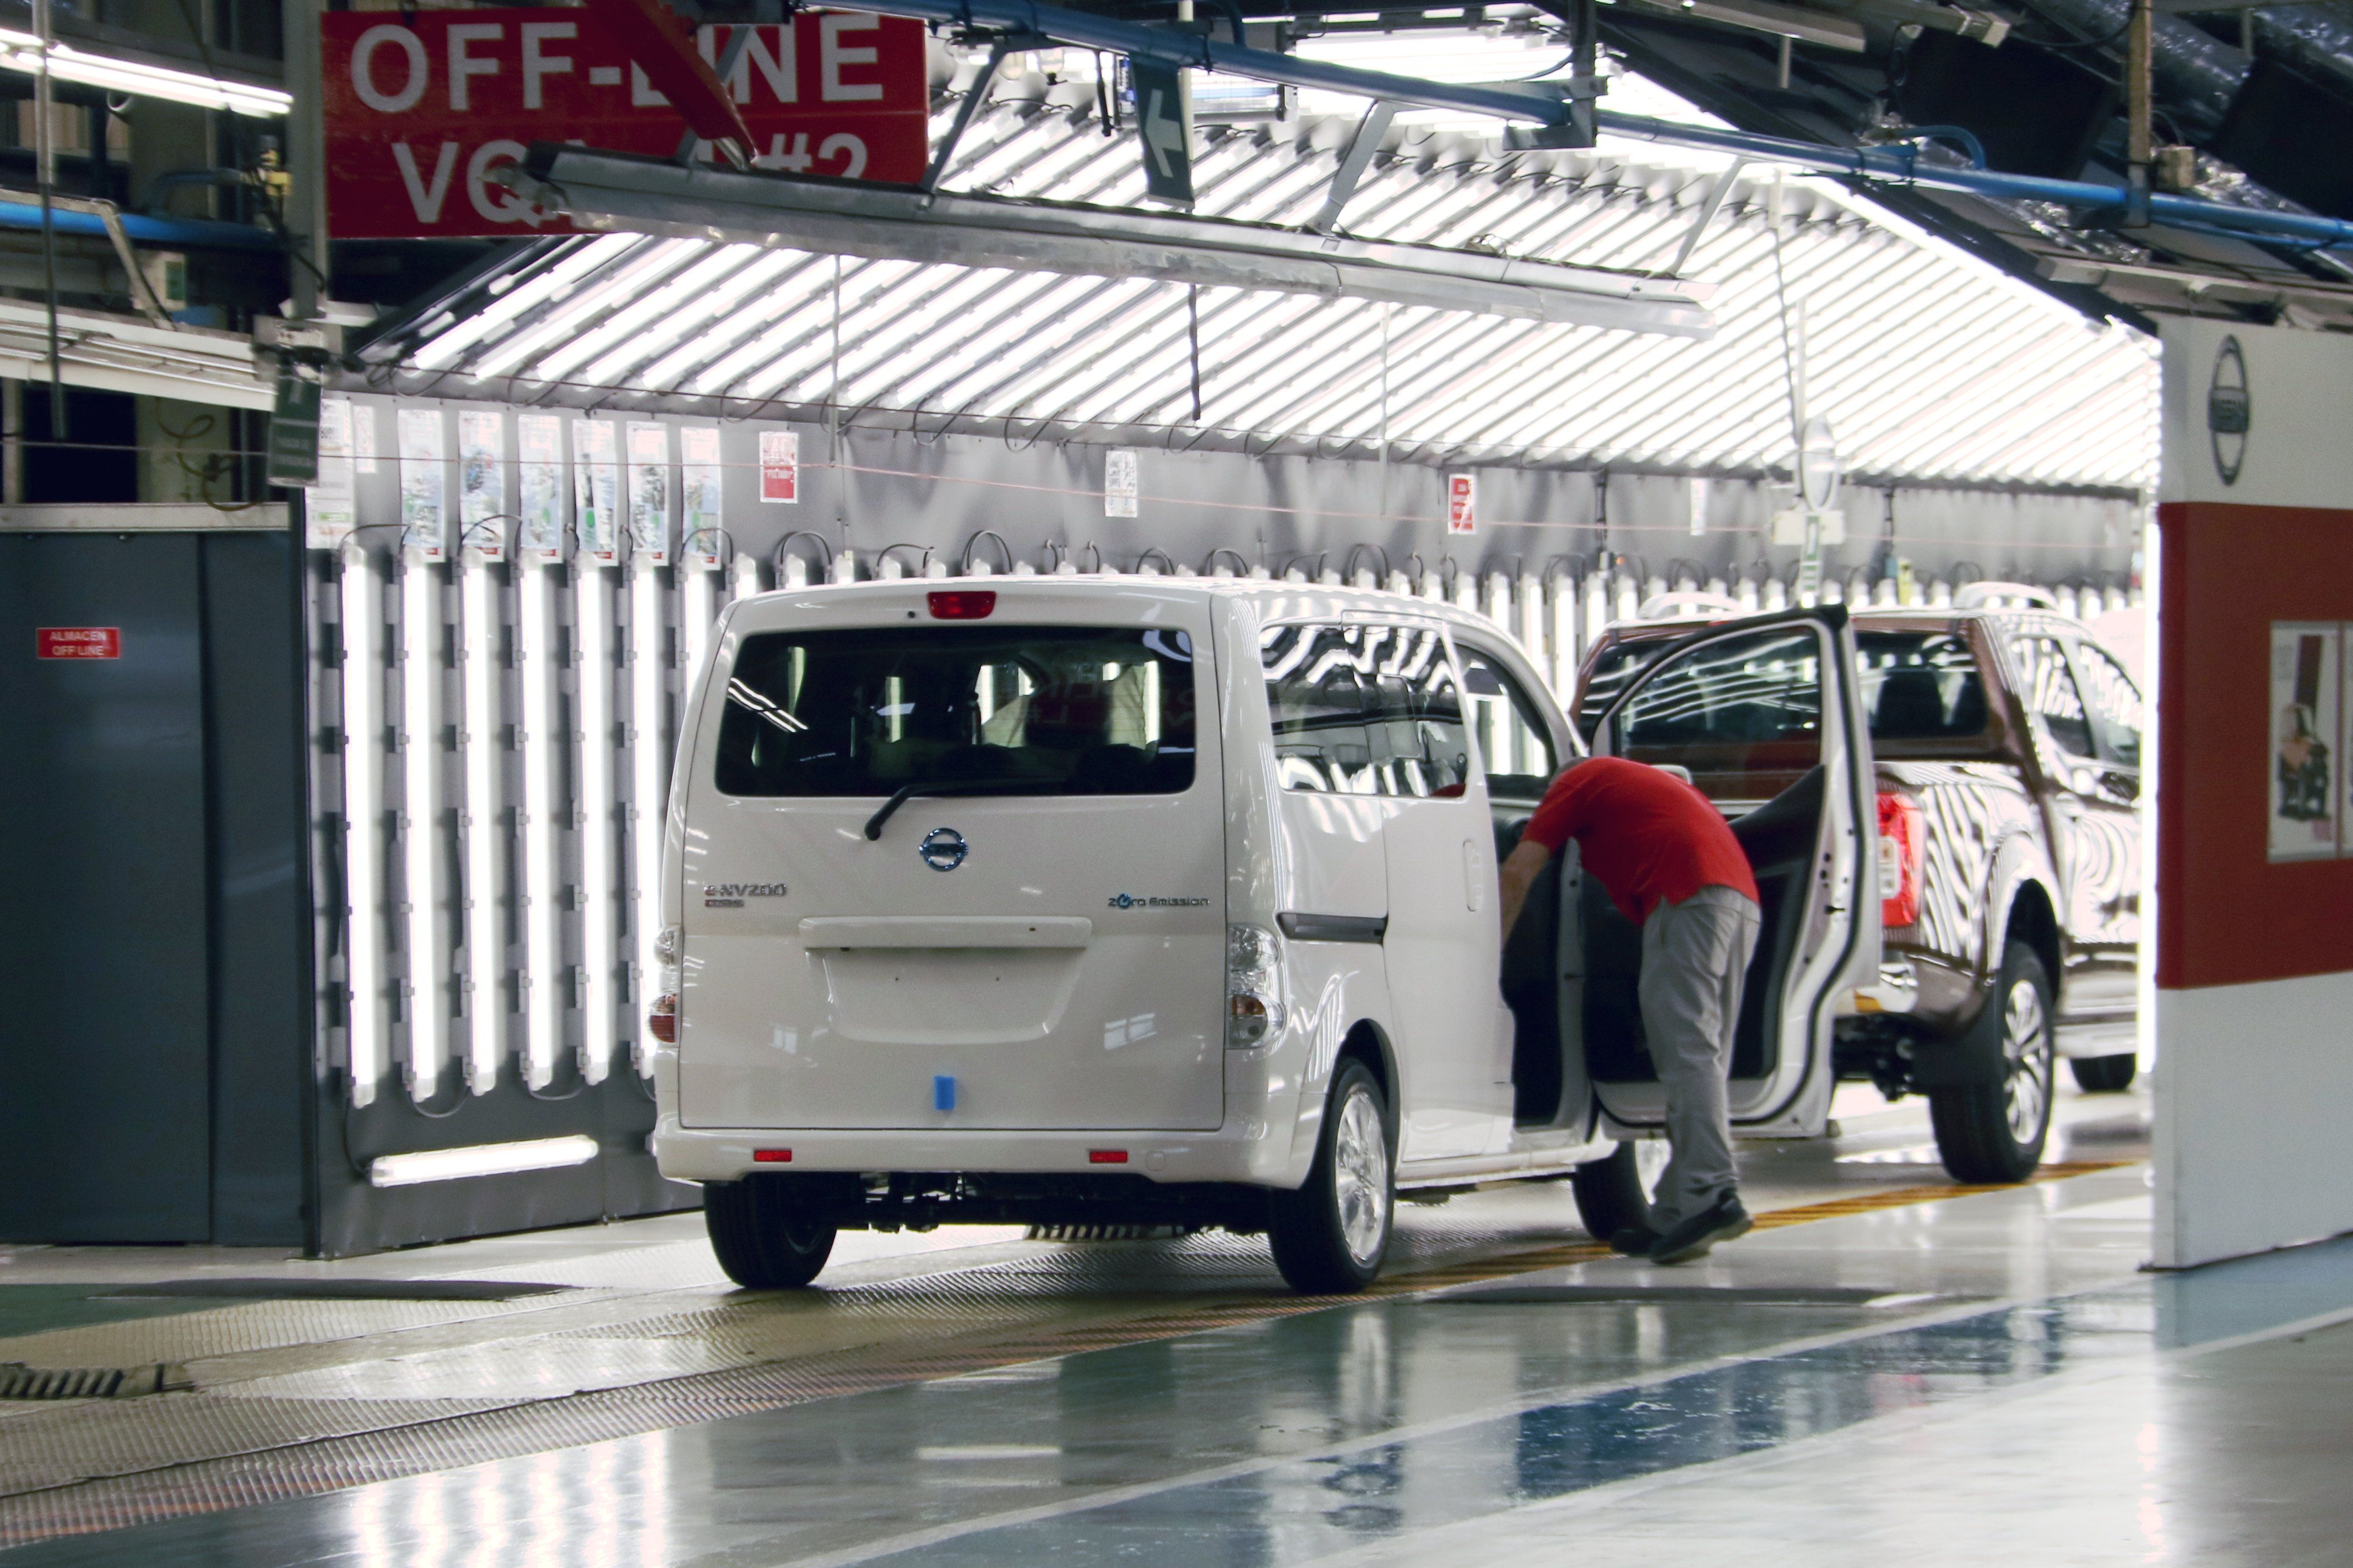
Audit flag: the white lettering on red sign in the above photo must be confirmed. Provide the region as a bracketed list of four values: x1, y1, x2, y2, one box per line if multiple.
[321, 8, 929, 240]
[1446, 473, 1477, 535]
[37, 627, 121, 660]
[759, 430, 800, 504]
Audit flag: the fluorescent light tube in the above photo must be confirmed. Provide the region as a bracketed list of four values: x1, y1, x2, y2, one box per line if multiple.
[399, 552, 447, 1104]
[577, 561, 617, 1086]
[367, 1134, 600, 1188]
[0, 40, 291, 117]
[516, 560, 562, 1090]
[627, 558, 668, 1079]
[339, 542, 387, 1109]
[458, 551, 502, 1095]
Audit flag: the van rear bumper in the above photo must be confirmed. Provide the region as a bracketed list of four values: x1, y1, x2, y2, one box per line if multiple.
[652, 1117, 1301, 1189]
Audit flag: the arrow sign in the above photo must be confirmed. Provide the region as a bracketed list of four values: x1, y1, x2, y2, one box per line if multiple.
[1130, 58, 1195, 208]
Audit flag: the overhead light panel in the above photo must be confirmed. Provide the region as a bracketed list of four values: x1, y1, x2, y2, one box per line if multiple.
[0, 29, 290, 117]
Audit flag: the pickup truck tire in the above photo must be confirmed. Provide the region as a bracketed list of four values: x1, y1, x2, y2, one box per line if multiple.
[2070, 1052, 2138, 1093]
[1570, 1140, 1669, 1240]
[1929, 941, 2056, 1184]
[1270, 1060, 1394, 1294]
[704, 1176, 838, 1289]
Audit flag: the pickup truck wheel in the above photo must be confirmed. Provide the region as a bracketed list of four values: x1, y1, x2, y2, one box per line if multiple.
[704, 1176, 837, 1289]
[1570, 1139, 1669, 1240]
[2070, 1052, 2138, 1093]
[1269, 1060, 1394, 1294]
[1929, 942, 2056, 1184]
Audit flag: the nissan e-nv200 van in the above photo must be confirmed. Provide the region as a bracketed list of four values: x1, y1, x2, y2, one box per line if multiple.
[649, 580, 1877, 1293]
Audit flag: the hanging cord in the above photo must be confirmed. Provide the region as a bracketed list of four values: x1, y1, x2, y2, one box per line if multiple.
[1343, 542, 1391, 584]
[877, 541, 932, 577]
[772, 528, 836, 582]
[1134, 545, 1178, 575]
[1201, 545, 1251, 577]
[1769, 193, 1803, 455]
[960, 527, 1015, 574]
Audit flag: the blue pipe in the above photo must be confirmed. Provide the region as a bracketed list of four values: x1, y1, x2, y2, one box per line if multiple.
[861, 0, 2353, 253]
[0, 200, 279, 251]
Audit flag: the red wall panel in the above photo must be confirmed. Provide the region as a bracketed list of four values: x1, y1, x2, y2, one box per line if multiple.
[2157, 500, 2353, 989]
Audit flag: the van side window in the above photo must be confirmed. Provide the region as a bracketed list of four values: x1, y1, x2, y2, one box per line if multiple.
[2070, 642, 2141, 770]
[2009, 634, 2095, 762]
[1261, 623, 1471, 797]
[1459, 647, 1559, 801]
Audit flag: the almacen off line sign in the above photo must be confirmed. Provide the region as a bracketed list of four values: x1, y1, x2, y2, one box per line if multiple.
[321, 8, 929, 239]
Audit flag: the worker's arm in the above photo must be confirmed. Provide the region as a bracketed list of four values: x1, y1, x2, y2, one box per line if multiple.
[1497, 838, 1556, 944]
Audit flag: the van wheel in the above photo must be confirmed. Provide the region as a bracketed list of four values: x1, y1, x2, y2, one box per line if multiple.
[1570, 1139, 1669, 1241]
[1269, 1060, 1394, 1294]
[703, 1176, 837, 1289]
[2070, 1052, 2137, 1093]
[1929, 942, 2056, 1184]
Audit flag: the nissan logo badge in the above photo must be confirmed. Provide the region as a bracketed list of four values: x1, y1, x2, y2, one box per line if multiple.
[918, 826, 969, 872]
[2209, 335, 2249, 487]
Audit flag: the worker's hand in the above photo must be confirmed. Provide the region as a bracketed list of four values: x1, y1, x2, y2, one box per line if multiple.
[1497, 839, 1555, 945]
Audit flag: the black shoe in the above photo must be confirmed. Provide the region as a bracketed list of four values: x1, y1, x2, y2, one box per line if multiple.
[1649, 1192, 1752, 1266]
[1609, 1224, 1661, 1258]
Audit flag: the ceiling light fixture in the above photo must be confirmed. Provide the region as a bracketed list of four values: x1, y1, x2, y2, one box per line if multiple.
[0, 29, 290, 117]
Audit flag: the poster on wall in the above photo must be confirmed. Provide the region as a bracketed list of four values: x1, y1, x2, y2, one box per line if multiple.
[397, 407, 448, 560]
[681, 426, 723, 568]
[2269, 622, 2339, 861]
[457, 409, 506, 558]
[759, 430, 800, 503]
[1446, 473, 1477, 534]
[1104, 448, 1139, 518]
[516, 413, 565, 560]
[625, 421, 671, 565]
[572, 419, 619, 563]
[306, 398, 359, 549]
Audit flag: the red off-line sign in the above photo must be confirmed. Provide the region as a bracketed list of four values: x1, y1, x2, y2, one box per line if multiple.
[321, 8, 929, 240]
[37, 627, 121, 660]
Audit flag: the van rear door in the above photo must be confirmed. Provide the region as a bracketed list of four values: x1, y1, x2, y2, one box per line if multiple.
[675, 586, 1225, 1132]
[1582, 607, 1876, 1136]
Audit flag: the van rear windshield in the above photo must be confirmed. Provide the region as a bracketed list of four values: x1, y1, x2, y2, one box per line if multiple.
[714, 625, 1197, 798]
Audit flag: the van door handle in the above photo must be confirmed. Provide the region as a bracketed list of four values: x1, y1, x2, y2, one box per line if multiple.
[1461, 839, 1485, 913]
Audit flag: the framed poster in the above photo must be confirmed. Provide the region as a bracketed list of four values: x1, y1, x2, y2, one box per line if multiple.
[397, 407, 448, 560]
[306, 398, 357, 549]
[516, 414, 565, 561]
[572, 419, 620, 563]
[625, 421, 671, 565]
[681, 426, 724, 568]
[457, 409, 506, 559]
[2269, 622, 2339, 861]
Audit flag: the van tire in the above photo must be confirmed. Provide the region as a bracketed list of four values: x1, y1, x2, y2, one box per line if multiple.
[704, 1177, 837, 1289]
[1269, 1060, 1394, 1294]
[1570, 1140, 1667, 1240]
[1929, 942, 2056, 1184]
[2070, 1052, 2137, 1093]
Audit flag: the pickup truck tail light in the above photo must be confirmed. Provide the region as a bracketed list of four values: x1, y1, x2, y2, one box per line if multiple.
[1877, 791, 1924, 930]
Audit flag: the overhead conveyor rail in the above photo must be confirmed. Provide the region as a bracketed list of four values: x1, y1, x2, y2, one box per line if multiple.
[833, 0, 2353, 257]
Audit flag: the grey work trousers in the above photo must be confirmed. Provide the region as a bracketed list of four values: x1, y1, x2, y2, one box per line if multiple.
[1637, 884, 1762, 1229]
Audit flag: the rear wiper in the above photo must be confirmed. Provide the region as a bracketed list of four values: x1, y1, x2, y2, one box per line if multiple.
[863, 778, 1043, 841]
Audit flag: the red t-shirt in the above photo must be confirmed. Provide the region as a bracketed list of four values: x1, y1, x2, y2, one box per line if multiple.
[1521, 756, 1759, 924]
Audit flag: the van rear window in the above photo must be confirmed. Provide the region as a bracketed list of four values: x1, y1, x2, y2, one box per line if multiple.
[714, 626, 1196, 798]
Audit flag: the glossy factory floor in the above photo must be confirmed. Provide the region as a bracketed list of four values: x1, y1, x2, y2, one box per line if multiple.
[2, 1076, 2346, 1566]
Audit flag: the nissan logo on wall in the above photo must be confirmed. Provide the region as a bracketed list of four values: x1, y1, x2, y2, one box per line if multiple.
[2209, 335, 2249, 486]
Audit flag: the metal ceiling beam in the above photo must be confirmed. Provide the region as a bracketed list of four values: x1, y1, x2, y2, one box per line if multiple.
[503, 146, 1718, 336]
[837, 0, 2353, 253]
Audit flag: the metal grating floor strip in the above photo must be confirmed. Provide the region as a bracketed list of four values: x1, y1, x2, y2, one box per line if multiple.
[0, 1162, 2126, 1547]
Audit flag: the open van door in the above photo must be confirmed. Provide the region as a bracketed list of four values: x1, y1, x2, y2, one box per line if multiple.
[1577, 607, 1877, 1138]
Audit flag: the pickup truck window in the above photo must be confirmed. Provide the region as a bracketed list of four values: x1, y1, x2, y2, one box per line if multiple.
[1857, 632, 1989, 740]
[2072, 642, 2142, 769]
[1262, 622, 1471, 797]
[713, 626, 1197, 798]
[2010, 634, 2097, 762]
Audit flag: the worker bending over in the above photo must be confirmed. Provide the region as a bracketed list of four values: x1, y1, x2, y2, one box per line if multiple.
[1498, 756, 1761, 1265]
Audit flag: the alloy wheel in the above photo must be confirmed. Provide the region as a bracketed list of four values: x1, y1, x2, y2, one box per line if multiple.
[1331, 1087, 1392, 1265]
[2001, 980, 2053, 1145]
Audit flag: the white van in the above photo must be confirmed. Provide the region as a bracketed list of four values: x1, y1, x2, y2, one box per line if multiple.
[650, 580, 1878, 1292]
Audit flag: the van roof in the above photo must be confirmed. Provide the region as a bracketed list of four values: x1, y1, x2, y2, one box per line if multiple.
[752, 575, 1519, 637]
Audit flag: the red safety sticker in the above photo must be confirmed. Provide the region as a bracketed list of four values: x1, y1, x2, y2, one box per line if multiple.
[36, 627, 120, 660]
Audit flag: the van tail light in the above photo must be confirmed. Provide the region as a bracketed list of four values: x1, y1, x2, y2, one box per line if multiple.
[1226, 923, 1286, 1050]
[648, 992, 678, 1044]
[1876, 791, 1924, 930]
[928, 590, 996, 620]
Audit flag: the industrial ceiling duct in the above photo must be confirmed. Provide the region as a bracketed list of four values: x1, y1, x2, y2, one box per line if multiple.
[2014, 0, 2250, 136]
